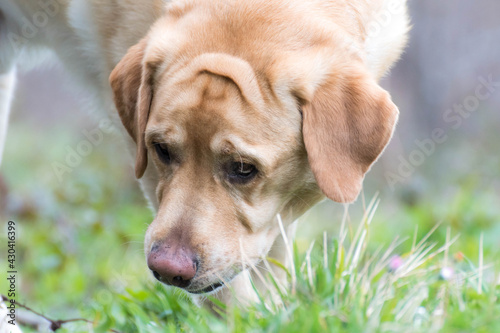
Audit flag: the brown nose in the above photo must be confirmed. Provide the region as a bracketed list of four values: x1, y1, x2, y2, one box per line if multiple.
[147, 242, 198, 288]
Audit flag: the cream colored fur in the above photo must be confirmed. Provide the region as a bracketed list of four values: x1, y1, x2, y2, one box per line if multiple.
[0, 0, 409, 309]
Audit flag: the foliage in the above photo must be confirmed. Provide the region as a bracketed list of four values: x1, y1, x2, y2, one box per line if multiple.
[1, 124, 499, 332]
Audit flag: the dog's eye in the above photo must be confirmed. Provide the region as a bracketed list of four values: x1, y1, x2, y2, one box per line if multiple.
[227, 162, 258, 184]
[153, 142, 171, 164]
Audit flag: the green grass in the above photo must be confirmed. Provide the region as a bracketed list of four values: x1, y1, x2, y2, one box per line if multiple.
[1, 123, 499, 332]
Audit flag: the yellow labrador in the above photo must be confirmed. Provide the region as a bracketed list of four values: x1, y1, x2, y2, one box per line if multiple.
[0, 0, 409, 305]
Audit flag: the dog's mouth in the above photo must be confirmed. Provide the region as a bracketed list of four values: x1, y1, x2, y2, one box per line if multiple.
[186, 265, 250, 294]
[187, 281, 225, 294]
[154, 276, 226, 294]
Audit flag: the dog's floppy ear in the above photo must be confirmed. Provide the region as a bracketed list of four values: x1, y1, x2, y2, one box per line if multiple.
[300, 66, 399, 203]
[109, 38, 156, 179]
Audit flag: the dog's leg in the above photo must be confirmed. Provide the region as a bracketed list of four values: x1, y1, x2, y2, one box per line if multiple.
[0, 66, 16, 167]
[0, 4, 19, 167]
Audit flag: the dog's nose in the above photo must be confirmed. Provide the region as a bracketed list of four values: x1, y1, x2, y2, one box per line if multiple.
[147, 243, 197, 288]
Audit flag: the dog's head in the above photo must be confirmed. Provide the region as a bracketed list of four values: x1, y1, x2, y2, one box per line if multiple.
[109, 2, 398, 294]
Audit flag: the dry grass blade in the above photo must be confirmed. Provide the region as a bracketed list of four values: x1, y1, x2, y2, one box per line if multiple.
[277, 214, 296, 295]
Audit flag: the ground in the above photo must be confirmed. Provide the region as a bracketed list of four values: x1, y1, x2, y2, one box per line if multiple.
[1, 121, 499, 332]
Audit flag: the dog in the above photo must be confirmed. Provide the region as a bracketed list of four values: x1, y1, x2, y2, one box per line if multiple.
[0, 0, 409, 306]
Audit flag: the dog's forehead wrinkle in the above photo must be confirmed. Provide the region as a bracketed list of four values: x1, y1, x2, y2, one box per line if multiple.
[165, 63, 244, 108]
[210, 134, 274, 166]
[173, 51, 266, 107]
[154, 70, 299, 160]
[145, 124, 186, 144]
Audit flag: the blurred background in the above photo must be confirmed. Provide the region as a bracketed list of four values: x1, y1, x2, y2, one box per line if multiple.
[1, 0, 499, 320]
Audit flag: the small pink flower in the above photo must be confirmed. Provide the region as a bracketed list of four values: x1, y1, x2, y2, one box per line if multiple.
[454, 252, 464, 262]
[388, 255, 404, 271]
[440, 267, 454, 280]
